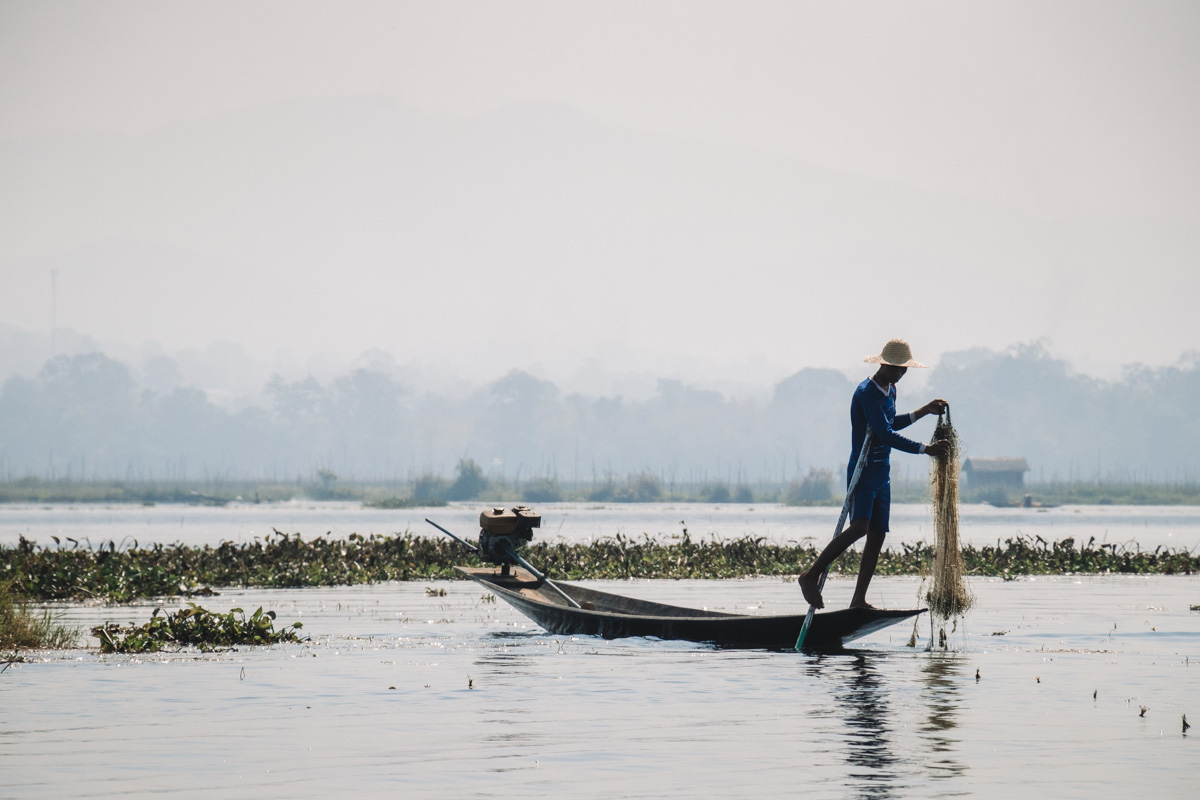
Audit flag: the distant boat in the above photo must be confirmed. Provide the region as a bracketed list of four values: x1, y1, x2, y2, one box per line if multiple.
[457, 566, 924, 651]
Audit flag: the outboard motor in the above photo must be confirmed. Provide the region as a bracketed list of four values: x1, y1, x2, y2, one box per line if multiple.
[425, 507, 580, 608]
[478, 506, 541, 574]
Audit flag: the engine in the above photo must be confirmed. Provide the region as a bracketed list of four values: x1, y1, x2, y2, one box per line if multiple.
[478, 506, 541, 570]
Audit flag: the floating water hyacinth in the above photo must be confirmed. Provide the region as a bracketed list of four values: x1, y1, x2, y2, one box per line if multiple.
[91, 604, 303, 653]
[2, 529, 1197, 604]
[925, 409, 974, 620]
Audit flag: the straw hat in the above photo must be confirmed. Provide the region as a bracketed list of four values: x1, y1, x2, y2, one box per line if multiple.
[864, 338, 928, 368]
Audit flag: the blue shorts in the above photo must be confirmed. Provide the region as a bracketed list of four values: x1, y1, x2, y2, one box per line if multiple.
[850, 480, 890, 534]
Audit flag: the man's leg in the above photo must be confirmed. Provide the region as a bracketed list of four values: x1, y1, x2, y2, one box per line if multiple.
[850, 485, 890, 609]
[850, 529, 885, 608]
[797, 518, 871, 609]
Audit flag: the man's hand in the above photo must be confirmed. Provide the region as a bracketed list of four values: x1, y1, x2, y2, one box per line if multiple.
[920, 398, 949, 417]
[925, 439, 950, 458]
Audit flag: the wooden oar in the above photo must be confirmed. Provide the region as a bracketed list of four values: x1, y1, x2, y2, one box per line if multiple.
[795, 432, 873, 651]
[492, 537, 583, 609]
[425, 517, 480, 552]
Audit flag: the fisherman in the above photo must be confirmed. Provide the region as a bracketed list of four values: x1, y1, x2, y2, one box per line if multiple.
[798, 338, 949, 610]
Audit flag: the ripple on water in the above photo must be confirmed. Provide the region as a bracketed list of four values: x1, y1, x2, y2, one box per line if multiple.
[2, 574, 1197, 798]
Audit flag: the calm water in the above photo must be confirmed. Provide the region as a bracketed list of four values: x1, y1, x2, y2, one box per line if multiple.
[3, 501, 1199, 551]
[3, 574, 1198, 798]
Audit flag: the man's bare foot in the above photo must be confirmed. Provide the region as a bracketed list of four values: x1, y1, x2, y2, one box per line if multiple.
[848, 601, 879, 610]
[798, 571, 824, 609]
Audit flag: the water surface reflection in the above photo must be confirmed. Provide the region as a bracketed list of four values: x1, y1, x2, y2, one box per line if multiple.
[919, 655, 967, 782]
[809, 654, 903, 799]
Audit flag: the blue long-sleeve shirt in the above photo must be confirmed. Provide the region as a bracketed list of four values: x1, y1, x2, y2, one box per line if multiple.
[847, 378, 923, 489]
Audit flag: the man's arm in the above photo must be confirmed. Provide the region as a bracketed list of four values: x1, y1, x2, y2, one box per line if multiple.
[894, 398, 949, 431]
[860, 391, 924, 455]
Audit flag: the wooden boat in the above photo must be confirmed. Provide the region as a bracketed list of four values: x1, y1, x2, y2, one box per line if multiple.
[457, 566, 925, 651]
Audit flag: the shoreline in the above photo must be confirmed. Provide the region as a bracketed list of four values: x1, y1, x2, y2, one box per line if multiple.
[2, 480, 1199, 507]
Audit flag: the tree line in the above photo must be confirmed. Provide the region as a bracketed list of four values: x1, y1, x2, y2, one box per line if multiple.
[0, 343, 1197, 485]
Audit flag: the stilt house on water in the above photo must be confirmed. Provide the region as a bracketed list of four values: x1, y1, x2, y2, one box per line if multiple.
[962, 457, 1030, 490]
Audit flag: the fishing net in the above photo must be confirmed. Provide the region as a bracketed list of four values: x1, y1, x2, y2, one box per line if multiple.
[925, 408, 973, 621]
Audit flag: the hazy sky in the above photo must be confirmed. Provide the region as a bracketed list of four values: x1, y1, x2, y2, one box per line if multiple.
[2, 1, 1197, 390]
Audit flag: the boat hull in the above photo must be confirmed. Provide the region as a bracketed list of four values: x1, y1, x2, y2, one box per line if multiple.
[456, 566, 924, 651]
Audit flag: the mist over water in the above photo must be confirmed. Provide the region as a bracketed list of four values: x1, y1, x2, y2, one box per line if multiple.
[3, 6, 1197, 488]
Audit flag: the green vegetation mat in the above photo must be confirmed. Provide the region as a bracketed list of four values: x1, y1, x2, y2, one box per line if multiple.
[2, 532, 1197, 603]
[92, 604, 302, 653]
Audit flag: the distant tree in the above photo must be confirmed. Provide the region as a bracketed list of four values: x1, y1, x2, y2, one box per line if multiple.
[6, 340, 1200, 485]
[930, 342, 1101, 477]
[140, 354, 184, 395]
[263, 374, 333, 474]
[447, 458, 488, 501]
[613, 473, 661, 502]
[266, 374, 328, 428]
[39, 352, 136, 401]
[479, 370, 562, 471]
[652, 379, 722, 408]
[522, 477, 564, 503]
[586, 479, 616, 502]
[331, 369, 406, 468]
[700, 483, 731, 503]
[768, 368, 853, 475]
[0, 353, 139, 475]
[412, 474, 451, 502]
[783, 468, 833, 505]
[140, 386, 237, 472]
[307, 467, 358, 501]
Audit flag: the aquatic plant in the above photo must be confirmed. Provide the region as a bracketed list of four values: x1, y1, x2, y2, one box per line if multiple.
[0, 578, 78, 649]
[2, 531, 1197, 603]
[92, 604, 303, 653]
